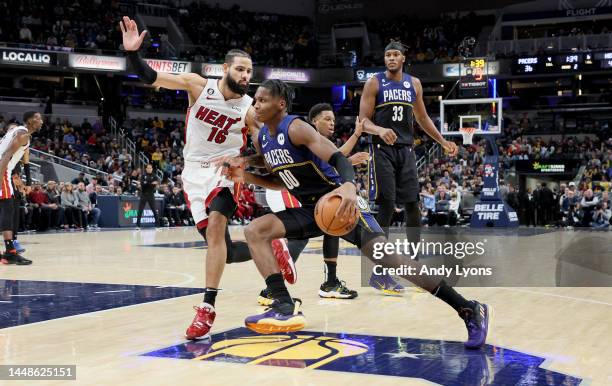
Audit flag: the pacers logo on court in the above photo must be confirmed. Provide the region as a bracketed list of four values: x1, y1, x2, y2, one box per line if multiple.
[143, 328, 582, 384]
[189, 334, 367, 368]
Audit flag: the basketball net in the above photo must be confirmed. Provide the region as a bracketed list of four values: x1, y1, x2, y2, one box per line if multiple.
[459, 127, 476, 145]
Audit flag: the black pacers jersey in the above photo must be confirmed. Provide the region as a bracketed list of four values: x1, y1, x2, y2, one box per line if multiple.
[372, 72, 415, 145]
[259, 115, 342, 206]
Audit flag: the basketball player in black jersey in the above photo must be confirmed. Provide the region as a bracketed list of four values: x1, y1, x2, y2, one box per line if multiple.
[359, 41, 458, 246]
[218, 79, 489, 349]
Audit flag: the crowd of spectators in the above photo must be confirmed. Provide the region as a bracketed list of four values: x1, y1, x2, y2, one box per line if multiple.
[12, 171, 199, 231]
[12, 170, 268, 231]
[178, 2, 316, 67]
[4, 107, 612, 231]
[1, 0, 124, 51]
[410, 144, 611, 229]
[121, 87, 188, 112]
[2, 0, 318, 66]
[407, 111, 612, 229]
[13, 175, 102, 232]
[514, 20, 611, 40]
[362, 12, 494, 65]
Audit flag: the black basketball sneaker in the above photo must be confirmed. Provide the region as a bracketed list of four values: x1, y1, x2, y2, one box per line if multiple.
[318, 279, 358, 299]
[1, 251, 32, 265]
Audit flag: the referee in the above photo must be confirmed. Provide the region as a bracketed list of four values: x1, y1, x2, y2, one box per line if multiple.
[359, 41, 457, 239]
[136, 164, 160, 228]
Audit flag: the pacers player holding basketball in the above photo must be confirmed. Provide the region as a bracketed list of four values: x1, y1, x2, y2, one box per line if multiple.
[219, 79, 489, 349]
[257, 106, 367, 303]
[0, 112, 41, 265]
[120, 16, 295, 340]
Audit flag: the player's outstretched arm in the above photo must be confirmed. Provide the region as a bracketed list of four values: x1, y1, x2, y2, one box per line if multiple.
[288, 119, 358, 220]
[412, 77, 458, 156]
[338, 116, 362, 156]
[119, 16, 206, 100]
[337, 117, 368, 165]
[359, 77, 397, 145]
[212, 126, 283, 189]
[218, 159, 284, 190]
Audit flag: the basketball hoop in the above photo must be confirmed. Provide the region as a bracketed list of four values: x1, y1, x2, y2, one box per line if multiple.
[459, 127, 476, 145]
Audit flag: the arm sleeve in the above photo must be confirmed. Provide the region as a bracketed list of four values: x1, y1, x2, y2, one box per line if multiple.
[328, 151, 355, 184]
[126, 50, 157, 84]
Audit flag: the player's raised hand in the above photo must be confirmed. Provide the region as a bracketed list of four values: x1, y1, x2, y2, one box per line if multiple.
[349, 152, 370, 165]
[442, 140, 458, 157]
[379, 128, 397, 145]
[120, 16, 147, 51]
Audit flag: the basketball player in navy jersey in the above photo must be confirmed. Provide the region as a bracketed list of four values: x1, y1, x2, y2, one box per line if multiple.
[258, 104, 367, 302]
[218, 79, 489, 349]
[359, 42, 458, 290]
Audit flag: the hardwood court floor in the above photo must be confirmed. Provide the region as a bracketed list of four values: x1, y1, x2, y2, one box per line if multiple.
[0, 227, 610, 385]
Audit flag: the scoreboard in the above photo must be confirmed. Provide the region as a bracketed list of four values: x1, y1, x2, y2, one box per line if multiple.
[460, 58, 488, 97]
[513, 52, 612, 74]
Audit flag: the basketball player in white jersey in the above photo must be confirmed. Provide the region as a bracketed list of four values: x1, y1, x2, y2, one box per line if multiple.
[0, 111, 42, 265]
[120, 16, 296, 340]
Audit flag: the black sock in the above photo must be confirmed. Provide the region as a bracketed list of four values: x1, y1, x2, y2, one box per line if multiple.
[265, 273, 293, 304]
[324, 260, 337, 283]
[431, 280, 471, 312]
[4, 239, 15, 253]
[203, 287, 218, 306]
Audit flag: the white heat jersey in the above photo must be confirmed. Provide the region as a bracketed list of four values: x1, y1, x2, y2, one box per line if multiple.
[0, 125, 29, 199]
[183, 78, 253, 162]
[0, 125, 29, 172]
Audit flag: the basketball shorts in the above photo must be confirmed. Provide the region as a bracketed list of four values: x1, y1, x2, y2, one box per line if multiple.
[265, 189, 301, 212]
[182, 161, 240, 228]
[0, 196, 15, 231]
[274, 201, 384, 249]
[368, 143, 419, 203]
[1, 169, 14, 200]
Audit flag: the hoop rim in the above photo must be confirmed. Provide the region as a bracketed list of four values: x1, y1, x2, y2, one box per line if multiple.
[459, 127, 476, 145]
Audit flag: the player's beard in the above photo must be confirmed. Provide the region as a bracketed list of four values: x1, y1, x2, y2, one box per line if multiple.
[226, 75, 249, 96]
[386, 65, 401, 74]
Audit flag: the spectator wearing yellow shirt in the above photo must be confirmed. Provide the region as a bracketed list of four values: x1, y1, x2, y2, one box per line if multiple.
[152, 116, 164, 129]
[151, 148, 163, 169]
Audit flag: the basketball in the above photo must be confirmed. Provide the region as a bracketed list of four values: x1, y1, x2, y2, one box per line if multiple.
[314, 193, 359, 236]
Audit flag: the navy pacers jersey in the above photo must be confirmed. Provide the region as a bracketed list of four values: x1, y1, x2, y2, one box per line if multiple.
[372, 72, 415, 145]
[259, 115, 342, 205]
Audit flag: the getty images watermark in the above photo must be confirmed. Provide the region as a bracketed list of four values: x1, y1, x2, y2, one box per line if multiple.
[370, 238, 492, 278]
[362, 229, 612, 287]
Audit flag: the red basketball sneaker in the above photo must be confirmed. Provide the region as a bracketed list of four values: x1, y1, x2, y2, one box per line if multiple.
[185, 303, 216, 340]
[271, 239, 297, 284]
